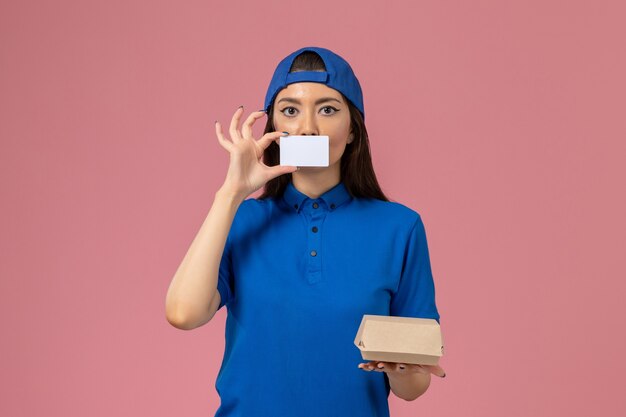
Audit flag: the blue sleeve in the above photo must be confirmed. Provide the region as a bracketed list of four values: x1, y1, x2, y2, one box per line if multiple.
[216, 231, 234, 310]
[390, 214, 441, 324]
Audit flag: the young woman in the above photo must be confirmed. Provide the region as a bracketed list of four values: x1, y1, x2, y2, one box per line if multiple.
[166, 46, 445, 417]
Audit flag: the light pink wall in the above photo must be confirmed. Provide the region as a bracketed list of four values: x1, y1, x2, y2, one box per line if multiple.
[1, 1, 624, 416]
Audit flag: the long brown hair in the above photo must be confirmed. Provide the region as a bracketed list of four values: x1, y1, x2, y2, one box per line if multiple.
[257, 51, 390, 202]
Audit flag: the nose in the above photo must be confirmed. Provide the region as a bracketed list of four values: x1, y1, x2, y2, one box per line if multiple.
[297, 110, 319, 136]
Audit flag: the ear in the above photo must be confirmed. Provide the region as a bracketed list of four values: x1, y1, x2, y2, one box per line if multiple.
[348, 132, 355, 144]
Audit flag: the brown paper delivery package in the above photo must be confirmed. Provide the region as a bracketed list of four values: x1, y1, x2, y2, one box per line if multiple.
[353, 314, 444, 366]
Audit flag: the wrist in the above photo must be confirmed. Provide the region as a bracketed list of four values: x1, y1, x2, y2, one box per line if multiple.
[216, 185, 246, 205]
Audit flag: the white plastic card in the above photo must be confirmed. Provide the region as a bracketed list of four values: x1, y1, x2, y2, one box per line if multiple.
[279, 135, 329, 167]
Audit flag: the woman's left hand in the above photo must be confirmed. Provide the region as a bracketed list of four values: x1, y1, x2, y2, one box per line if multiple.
[358, 361, 446, 378]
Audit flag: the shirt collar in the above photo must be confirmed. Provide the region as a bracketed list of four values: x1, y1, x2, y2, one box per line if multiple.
[282, 179, 352, 213]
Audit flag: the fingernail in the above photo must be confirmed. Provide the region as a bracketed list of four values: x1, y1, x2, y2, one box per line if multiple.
[282, 131, 289, 136]
[399, 365, 405, 370]
[258, 109, 266, 113]
[378, 364, 384, 369]
[238, 105, 243, 109]
[214, 120, 217, 124]
[442, 373, 446, 378]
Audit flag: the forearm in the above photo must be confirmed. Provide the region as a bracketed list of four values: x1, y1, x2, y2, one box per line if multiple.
[165, 186, 244, 329]
[388, 371, 431, 401]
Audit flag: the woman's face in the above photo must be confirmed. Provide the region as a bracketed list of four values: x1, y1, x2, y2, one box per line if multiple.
[272, 82, 353, 170]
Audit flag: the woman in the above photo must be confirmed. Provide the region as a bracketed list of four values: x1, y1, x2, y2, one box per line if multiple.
[165, 46, 445, 417]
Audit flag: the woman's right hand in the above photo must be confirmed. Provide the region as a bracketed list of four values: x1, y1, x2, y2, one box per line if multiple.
[215, 106, 298, 200]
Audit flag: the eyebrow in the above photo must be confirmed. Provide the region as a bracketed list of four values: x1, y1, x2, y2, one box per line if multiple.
[276, 97, 342, 105]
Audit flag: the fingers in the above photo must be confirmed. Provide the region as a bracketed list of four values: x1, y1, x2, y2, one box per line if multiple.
[359, 361, 388, 372]
[358, 361, 386, 372]
[217, 106, 260, 149]
[241, 110, 267, 139]
[426, 364, 446, 378]
[267, 163, 298, 181]
[357, 361, 444, 377]
[229, 106, 245, 142]
[215, 121, 233, 152]
[414, 365, 431, 375]
[257, 130, 289, 151]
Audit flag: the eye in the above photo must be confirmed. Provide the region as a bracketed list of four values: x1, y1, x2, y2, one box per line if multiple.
[280, 107, 298, 116]
[321, 106, 339, 115]
[279, 106, 340, 117]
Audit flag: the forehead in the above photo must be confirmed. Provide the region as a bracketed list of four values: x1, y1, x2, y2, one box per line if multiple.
[274, 82, 344, 102]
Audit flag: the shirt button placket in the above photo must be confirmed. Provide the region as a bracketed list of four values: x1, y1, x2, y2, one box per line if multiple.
[307, 200, 324, 284]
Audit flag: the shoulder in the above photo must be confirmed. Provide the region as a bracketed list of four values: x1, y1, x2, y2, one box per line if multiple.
[232, 196, 276, 225]
[239, 196, 275, 213]
[225, 198, 274, 245]
[354, 197, 423, 231]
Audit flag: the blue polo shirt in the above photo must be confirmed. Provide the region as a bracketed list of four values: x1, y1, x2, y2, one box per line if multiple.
[214, 178, 440, 417]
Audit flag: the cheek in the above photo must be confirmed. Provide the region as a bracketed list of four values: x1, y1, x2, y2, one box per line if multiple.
[328, 126, 352, 147]
[328, 134, 351, 160]
[329, 136, 344, 149]
[273, 114, 297, 127]
[272, 115, 283, 129]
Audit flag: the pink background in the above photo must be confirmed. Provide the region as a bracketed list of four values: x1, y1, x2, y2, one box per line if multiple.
[1, 1, 625, 416]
